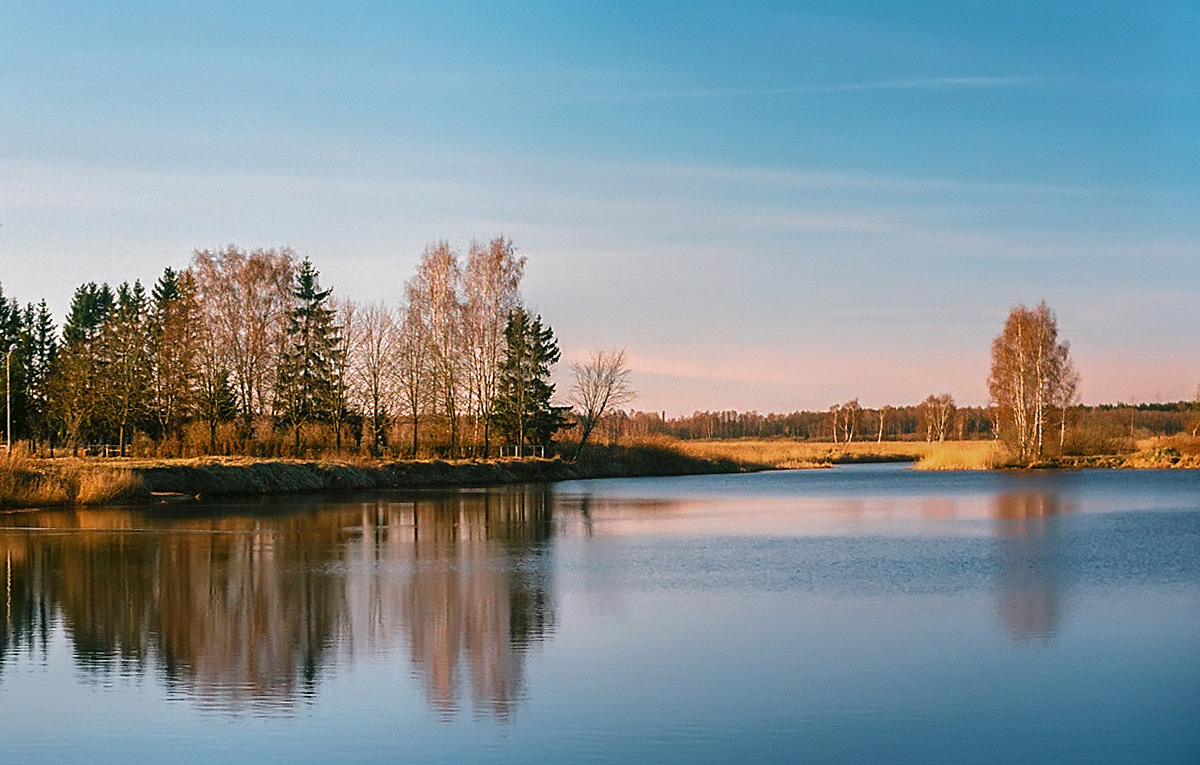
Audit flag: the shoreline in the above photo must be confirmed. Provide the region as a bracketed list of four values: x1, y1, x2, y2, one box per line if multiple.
[3, 441, 1196, 511]
[0, 444, 755, 511]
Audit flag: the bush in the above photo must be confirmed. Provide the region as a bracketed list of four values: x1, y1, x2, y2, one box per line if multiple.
[1061, 423, 1135, 456]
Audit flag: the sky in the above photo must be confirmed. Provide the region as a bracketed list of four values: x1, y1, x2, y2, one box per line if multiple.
[1, 1, 1197, 414]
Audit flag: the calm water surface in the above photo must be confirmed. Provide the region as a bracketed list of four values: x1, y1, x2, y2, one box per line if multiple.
[1, 464, 1197, 763]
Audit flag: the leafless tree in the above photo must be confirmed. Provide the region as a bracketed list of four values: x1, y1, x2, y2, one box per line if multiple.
[352, 301, 398, 456]
[919, 394, 956, 442]
[569, 349, 636, 457]
[191, 246, 295, 440]
[330, 296, 357, 452]
[396, 294, 430, 457]
[462, 237, 525, 455]
[988, 302, 1077, 460]
[1192, 384, 1200, 438]
[876, 404, 893, 443]
[406, 242, 463, 454]
[828, 404, 841, 444]
[1055, 363, 1081, 449]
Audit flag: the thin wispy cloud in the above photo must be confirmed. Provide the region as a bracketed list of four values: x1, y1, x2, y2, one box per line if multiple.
[561, 76, 1052, 103]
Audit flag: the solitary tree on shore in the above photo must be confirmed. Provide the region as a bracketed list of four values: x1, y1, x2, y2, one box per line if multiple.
[987, 302, 1077, 461]
[569, 349, 636, 458]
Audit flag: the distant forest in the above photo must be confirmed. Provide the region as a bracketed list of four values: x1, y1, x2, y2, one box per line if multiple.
[605, 401, 1197, 446]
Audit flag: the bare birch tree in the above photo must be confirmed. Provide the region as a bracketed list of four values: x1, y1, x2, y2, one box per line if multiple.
[919, 394, 956, 442]
[1192, 384, 1200, 438]
[191, 246, 295, 440]
[396, 292, 431, 457]
[407, 242, 464, 455]
[839, 398, 861, 443]
[462, 237, 525, 455]
[352, 301, 398, 456]
[569, 349, 636, 457]
[876, 404, 893, 443]
[329, 296, 357, 452]
[988, 302, 1077, 460]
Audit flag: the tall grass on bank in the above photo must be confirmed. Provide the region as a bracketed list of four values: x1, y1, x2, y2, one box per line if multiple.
[0, 453, 147, 510]
[913, 441, 1008, 471]
[672, 439, 931, 469]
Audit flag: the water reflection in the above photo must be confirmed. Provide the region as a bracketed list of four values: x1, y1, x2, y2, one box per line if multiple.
[991, 492, 1070, 646]
[0, 486, 554, 719]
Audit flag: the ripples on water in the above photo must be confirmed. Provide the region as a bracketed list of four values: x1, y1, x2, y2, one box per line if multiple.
[0, 464, 1197, 763]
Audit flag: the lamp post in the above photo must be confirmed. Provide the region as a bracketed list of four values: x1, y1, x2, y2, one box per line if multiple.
[4, 345, 12, 455]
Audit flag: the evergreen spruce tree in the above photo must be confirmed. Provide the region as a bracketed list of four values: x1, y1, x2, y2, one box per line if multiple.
[148, 268, 198, 445]
[104, 281, 151, 456]
[55, 283, 113, 453]
[23, 301, 57, 453]
[0, 284, 27, 450]
[275, 259, 342, 453]
[491, 309, 567, 451]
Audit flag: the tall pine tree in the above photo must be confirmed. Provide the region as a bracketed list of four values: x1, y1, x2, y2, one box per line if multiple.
[0, 285, 26, 450]
[55, 283, 113, 453]
[148, 268, 198, 445]
[491, 309, 566, 451]
[275, 259, 343, 453]
[104, 281, 151, 456]
[23, 301, 57, 452]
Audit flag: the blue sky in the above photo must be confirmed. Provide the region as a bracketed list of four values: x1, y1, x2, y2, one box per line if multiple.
[2, 1, 1197, 412]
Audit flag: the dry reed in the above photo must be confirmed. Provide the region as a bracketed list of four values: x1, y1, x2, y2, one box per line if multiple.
[672, 439, 932, 469]
[0, 454, 148, 509]
[913, 441, 1008, 471]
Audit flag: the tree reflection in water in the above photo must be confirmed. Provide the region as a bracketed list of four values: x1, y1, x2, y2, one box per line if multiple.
[991, 492, 1070, 646]
[0, 486, 555, 719]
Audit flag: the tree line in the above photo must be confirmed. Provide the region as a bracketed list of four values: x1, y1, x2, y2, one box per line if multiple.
[0, 239, 578, 458]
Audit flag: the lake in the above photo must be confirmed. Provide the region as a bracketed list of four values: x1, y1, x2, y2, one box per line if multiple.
[1, 464, 1197, 763]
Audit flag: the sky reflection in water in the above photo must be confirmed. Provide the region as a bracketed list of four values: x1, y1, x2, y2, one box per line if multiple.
[0, 464, 1197, 763]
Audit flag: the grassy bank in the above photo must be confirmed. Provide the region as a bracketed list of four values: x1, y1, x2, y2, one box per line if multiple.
[667, 435, 1200, 471]
[0, 443, 751, 510]
[912, 436, 1200, 471]
[673, 438, 929, 469]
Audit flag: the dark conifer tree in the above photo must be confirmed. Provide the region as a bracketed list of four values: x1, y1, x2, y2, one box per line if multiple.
[491, 309, 566, 450]
[104, 282, 151, 456]
[275, 259, 343, 453]
[55, 283, 114, 452]
[23, 301, 57, 452]
[148, 268, 198, 445]
[0, 285, 27, 449]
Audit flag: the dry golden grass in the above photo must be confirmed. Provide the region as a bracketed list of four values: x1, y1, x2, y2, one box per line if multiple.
[913, 441, 1009, 471]
[74, 467, 144, 504]
[0, 454, 147, 509]
[670, 439, 934, 469]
